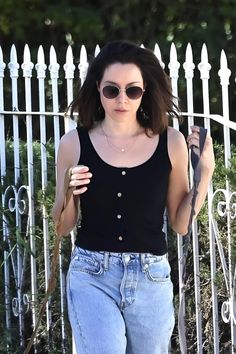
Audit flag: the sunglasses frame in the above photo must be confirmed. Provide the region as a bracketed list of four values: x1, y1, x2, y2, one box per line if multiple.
[102, 85, 145, 100]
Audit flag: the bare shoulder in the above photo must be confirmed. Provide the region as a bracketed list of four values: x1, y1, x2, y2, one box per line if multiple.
[167, 127, 188, 166]
[60, 128, 79, 144]
[167, 126, 186, 144]
[58, 128, 80, 166]
[60, 128, 80, 154]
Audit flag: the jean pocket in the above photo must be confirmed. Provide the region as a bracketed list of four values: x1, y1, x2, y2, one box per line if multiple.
[145, 258, 171, 283]
[70, 254, 104, 276]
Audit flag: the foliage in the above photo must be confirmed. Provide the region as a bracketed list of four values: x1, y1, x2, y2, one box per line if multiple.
[226, 155, 236, 188]
[1, 0, 236, 54]
[169, 142, 236, 353]
[0, 140, 72, 353]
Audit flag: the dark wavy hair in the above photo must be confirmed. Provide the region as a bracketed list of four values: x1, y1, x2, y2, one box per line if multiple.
[68, 40, 180, 134]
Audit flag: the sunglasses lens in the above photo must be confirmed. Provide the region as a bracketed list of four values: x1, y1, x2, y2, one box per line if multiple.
[126, 86, 143, 99]
[102, 86, 119, 99]
[102, 85, 144, 99]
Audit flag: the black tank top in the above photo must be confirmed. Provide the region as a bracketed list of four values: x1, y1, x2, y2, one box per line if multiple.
[75, 126, 172, 255]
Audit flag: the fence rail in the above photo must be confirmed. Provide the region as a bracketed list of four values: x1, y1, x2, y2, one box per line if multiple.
[0, 42, 235, 353]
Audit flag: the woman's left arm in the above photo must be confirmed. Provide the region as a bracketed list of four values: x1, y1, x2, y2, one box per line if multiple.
[166, 126, 215, 236]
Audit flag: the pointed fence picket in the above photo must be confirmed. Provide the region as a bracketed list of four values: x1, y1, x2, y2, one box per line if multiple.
[0, 42, 235, 354]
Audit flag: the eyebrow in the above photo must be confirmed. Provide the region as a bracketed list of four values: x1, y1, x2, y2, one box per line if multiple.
[103, 80, 142, 86]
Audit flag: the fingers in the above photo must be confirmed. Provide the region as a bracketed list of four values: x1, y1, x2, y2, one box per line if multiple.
[187, 126, 207, 149]
[187, 126, 215, 174]
[187, 126, 199, 149]
[69, 165, 92, 195]
[187, 126, 213, 150]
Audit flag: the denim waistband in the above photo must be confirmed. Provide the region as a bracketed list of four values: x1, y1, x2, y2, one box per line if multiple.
[73, 246, 167, 271]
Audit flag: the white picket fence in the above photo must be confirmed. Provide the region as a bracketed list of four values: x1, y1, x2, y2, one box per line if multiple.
[0, 42, 236, 353]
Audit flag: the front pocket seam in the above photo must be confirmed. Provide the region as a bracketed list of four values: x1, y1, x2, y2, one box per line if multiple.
[70, 256, 104, 276]
[145, 270, 170, 283]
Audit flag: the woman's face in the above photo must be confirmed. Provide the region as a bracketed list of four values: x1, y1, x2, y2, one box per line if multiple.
[98, 63, 145, 123]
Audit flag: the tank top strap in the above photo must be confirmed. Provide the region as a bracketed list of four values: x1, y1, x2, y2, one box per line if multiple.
[76, 126, 93, 156]
[76, 126, 96, 166]
[76, 126, 89, 141]
[154, 128, 168, 157]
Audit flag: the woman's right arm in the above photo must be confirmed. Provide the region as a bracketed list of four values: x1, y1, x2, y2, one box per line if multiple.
[52, 129, 92, 236]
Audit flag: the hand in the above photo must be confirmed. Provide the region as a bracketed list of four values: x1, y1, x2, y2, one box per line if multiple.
[69, 165, 92, 195]
[187, 126, 215, 176]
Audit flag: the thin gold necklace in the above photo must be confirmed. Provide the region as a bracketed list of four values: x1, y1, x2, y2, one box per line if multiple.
[100, 123, 138, 153]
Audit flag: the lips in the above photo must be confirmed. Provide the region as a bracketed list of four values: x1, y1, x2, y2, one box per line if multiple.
[114, 109, 128, 113]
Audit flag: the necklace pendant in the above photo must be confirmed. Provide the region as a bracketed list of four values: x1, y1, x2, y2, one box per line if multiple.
[101, 123, 137, 154]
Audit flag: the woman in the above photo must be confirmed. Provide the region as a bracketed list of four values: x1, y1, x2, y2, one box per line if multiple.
[52, 40, 215, 354]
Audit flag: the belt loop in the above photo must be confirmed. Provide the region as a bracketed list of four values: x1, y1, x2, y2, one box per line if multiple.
[103, 252, 109, 271]
[140, 253, 146, 271]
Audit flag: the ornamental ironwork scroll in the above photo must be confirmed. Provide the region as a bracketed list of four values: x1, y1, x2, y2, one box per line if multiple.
[2, 184, 31, 348]
[211, 188, 236, 334]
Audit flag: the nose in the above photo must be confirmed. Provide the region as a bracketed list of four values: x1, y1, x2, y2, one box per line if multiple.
[117, 89, 128, 102]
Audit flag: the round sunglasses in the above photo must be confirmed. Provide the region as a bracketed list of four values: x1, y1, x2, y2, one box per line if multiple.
[102, 85, 145, 100]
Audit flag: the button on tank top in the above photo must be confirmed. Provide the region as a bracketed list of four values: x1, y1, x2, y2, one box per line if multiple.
[75, 126, 172, 256]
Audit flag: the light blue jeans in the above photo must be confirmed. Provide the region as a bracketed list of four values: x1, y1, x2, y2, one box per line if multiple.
[67, 246, 175, 354]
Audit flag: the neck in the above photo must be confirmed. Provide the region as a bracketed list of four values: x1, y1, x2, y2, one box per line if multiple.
[100, 119, 143, 153]
[101, 118, 141, 138]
